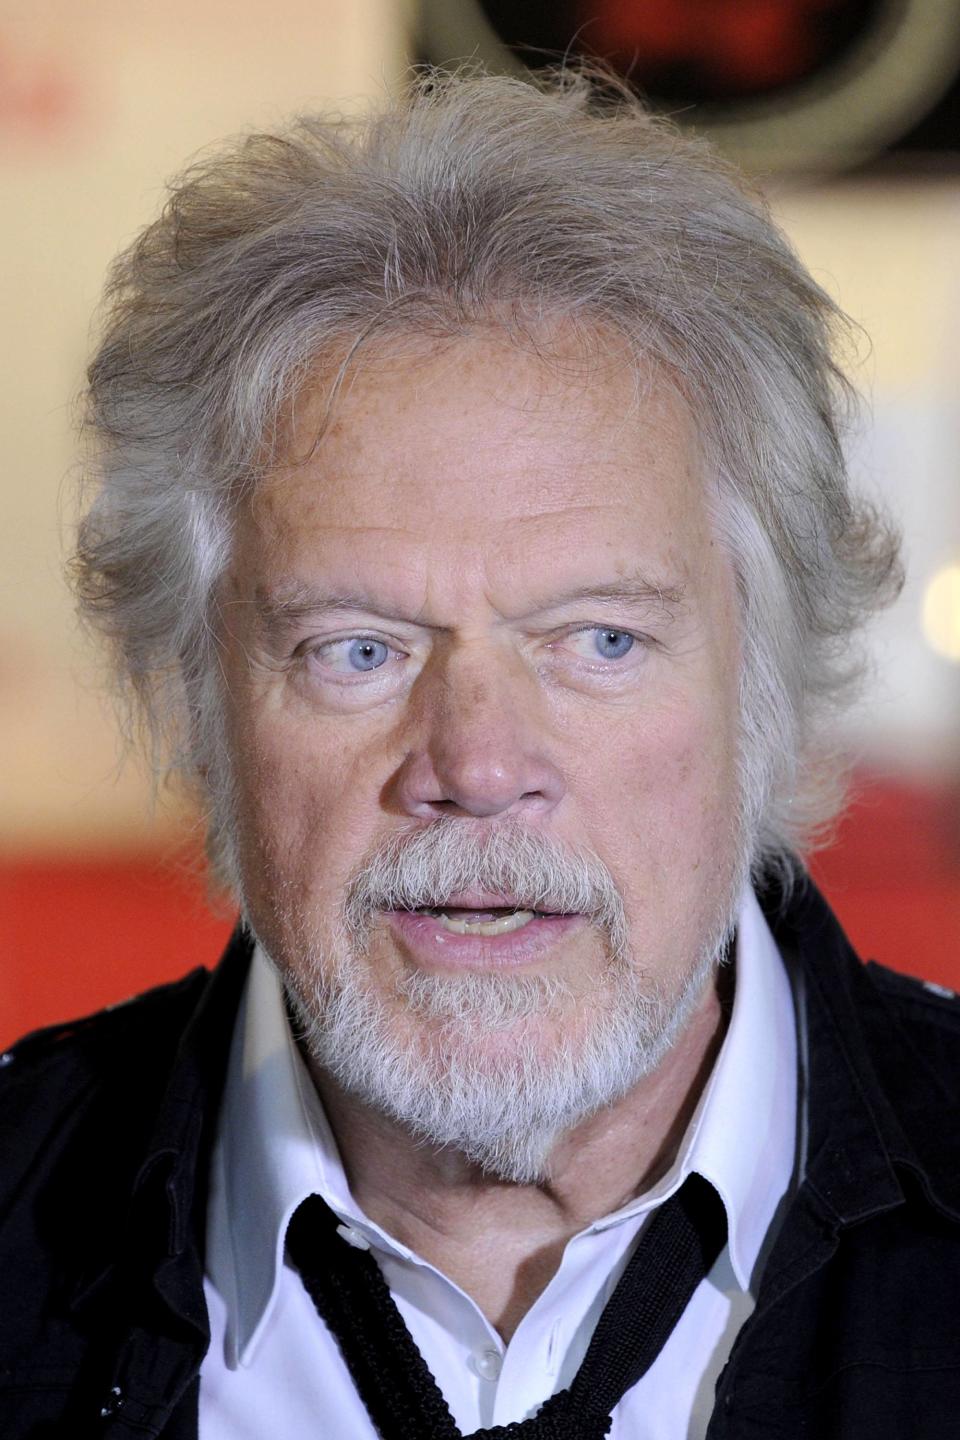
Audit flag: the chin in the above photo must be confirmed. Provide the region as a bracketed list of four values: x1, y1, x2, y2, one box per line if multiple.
[277, 923, 725, 1185]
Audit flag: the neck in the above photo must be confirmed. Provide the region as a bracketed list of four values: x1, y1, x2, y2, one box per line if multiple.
[309, 968, 730, 1341]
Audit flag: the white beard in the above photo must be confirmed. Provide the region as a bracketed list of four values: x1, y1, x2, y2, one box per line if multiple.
[251, 820, 740, 1185]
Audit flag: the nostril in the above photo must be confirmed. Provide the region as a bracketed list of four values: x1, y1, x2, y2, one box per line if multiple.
[390, 721, 566, 821]
[397, 772, 563, 822]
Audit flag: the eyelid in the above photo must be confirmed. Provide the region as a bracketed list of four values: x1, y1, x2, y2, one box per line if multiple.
[297, 628, 404, 656]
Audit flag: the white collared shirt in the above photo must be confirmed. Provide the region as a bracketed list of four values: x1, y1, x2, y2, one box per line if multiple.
[200, 887, 799, 1437]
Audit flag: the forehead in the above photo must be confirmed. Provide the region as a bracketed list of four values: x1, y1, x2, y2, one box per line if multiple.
[243, 325, 714, 614]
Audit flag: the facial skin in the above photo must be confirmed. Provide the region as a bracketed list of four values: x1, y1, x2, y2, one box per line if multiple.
[218, 324, 744, 1183]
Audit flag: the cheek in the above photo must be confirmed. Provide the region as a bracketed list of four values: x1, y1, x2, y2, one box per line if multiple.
[578, 700, 742, 972]
[227, 699, 399, 914]
[578, 694, 739, 864]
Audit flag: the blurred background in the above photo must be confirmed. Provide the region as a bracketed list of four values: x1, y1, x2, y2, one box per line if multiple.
[1, 0, 957, 1048]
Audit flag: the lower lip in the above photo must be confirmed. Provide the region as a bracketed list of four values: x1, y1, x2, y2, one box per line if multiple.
[385, 910, 584, 970]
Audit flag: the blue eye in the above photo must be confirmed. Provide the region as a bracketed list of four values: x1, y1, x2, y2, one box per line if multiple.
[314, 636, 392, 674]
[592, 628, 635, 660]
[345, 638, 389, 671]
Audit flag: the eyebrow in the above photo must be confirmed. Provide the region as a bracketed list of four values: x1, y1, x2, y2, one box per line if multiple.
[254, 583, 390, 624]
[529, 577, 687, 614]
[250, 572, 687, 637]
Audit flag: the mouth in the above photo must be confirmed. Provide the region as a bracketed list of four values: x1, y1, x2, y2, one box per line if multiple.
[382, 892, 580, 970]
[395, 887, 568, 935]
[410, 906, 553, 936]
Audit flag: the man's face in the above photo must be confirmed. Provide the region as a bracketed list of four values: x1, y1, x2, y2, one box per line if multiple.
[218, 326, 744, 1176]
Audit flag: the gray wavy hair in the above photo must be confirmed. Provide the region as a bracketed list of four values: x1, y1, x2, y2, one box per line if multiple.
[73, 67, 902, 891]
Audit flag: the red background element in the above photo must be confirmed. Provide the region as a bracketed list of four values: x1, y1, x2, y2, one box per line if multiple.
[582, 0, 840, 89]
[0, 35, 82, 139]
[2, 770, 957, 1050]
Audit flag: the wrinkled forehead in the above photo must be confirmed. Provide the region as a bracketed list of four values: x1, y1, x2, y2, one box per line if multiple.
[250, 320, 709, 533]
[223, 322, 730, 637]
[262, 314, 703, 480]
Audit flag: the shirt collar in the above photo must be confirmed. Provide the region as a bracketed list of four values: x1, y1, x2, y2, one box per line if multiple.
[575, 885, 798, 1291]
[682, 884, 798, 1287]
[206, 885, 797, 1363]
[205, 950, 360, 1365]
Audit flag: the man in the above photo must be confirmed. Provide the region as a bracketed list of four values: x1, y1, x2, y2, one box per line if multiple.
[2, 66, 958, 1440]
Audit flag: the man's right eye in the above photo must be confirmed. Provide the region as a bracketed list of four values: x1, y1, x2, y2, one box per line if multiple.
[312, 637, 392, 674]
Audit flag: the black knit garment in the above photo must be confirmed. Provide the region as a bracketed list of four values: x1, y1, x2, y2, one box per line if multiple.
[285, 1172, 727, 1440]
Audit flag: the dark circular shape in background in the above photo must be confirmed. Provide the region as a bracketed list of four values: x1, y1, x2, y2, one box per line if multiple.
[478, 0, 885, 105]
[419, 0, 960, 172]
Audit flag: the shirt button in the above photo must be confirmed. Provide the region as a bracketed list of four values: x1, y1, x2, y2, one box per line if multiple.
[924, 980, 955, 999]
[99, 1385, 124, 1418]
[335, 1223, 371, 1251]
[470, 1348, 503, 1381]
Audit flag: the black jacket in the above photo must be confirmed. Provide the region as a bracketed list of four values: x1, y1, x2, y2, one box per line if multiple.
[2, 880, 960, 1438]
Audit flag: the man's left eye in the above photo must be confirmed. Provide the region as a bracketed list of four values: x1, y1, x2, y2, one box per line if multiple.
[573, 627, 636, 661]
[316, 637, 392, 673]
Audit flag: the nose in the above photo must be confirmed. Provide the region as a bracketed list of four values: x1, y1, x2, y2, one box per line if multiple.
[391, 646, 566, 821]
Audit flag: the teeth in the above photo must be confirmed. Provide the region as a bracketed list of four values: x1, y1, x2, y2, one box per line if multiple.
[436, 909, 536, 936]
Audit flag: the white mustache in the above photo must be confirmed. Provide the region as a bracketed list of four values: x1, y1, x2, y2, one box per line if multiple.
[343, 819, 628, 958]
